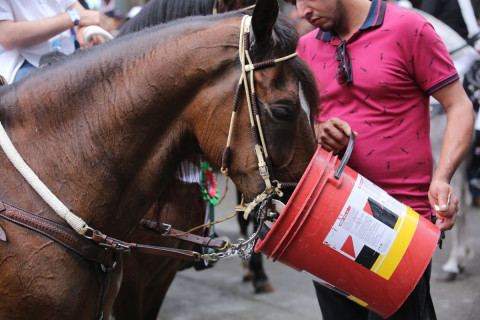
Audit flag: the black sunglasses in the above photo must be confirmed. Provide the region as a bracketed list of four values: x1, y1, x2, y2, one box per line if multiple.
[335, 40, 353, 85]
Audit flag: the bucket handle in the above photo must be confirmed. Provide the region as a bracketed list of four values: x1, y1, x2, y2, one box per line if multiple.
[334, 134, 355, 179]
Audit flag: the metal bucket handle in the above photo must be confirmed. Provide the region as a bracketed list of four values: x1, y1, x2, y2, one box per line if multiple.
[334, 133, 355, 179]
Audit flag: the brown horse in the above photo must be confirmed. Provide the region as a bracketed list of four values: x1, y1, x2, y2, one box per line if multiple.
[0, 0, 318, 318]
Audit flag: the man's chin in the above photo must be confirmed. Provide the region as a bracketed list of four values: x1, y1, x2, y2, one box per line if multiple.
[316, 21, 334, 33]
[318, 25, 333, 33]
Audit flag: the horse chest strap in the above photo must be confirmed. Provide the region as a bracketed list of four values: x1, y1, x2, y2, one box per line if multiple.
[0, 200, 116, 268]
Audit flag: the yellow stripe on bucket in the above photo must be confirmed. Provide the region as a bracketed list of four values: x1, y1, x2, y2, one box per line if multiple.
[371, 253, 384, 272]
[394, 216, 402, 231]
[348, 295, 368, 307]
[375, 207, 419, 280]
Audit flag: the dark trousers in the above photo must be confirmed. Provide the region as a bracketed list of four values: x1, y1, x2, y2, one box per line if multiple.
[313, 261, 436, 320]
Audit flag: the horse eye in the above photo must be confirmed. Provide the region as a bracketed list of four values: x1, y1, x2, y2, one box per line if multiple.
[270, 107, 294, 123]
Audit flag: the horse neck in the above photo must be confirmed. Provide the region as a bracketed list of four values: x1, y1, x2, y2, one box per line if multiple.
[1, 16, 241, 236]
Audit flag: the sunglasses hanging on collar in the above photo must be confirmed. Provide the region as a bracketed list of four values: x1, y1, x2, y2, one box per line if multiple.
[335, 40, 353, 85]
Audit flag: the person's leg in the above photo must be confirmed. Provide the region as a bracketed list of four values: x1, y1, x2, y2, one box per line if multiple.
[313, 281, 368, 320]
[13, 60, 36, 83]
[369, 261, 436, 320]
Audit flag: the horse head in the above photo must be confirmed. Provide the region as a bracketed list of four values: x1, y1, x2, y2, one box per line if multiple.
[196, 0, 318, 201]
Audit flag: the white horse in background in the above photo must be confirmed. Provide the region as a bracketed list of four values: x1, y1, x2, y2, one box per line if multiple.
[414, 8, 479, 280]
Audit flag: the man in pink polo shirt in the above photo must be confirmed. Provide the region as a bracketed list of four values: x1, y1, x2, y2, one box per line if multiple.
[287, 0, 474, 319]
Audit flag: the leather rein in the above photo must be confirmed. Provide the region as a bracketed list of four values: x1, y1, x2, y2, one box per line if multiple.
[0, 15, 298, 266]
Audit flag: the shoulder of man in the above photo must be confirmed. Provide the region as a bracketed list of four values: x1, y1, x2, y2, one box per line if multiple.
[385, 3, 431, 28]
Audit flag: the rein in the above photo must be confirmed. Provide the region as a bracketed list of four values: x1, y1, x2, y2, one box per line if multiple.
[0, 14, 299, 265]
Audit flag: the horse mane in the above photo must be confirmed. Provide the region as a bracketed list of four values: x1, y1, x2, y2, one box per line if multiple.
[118, 0, 258, 37]
[118, 0, 218, 36]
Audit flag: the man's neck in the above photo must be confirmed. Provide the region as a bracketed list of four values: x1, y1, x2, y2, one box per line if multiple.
[336, 0, 372, 40]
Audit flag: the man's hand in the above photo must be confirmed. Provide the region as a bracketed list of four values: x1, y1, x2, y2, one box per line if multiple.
[70, 2, 104, 48]
[76, 26, 106, 48]
[314, 117, 357, 154]
[77, 9, 102, 28]
[428, 179, 458, 231]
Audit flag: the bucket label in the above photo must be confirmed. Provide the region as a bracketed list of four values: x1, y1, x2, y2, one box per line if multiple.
[323, 175, 419, 280]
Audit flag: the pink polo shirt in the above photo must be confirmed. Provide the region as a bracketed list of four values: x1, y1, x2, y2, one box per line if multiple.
[297, 0, 459, 219]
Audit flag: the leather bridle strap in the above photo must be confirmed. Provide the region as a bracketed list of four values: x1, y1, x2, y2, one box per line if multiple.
[0, 200, 117, 268]
[86, 229, 213, 262]
[0, 200, 217, 264]
[138, 219, 228, 250]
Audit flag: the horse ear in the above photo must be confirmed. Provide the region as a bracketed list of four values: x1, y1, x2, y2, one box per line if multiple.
[252, 0, 279, 44]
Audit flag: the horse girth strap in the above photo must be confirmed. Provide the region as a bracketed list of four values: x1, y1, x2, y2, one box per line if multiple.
[0, 200, 117, 268]
[138, 218, 228, 250]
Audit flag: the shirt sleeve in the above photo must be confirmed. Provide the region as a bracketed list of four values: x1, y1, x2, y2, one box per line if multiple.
[0, 1, 14, 21]
[412, 21, 459, 95]
[62, 0, 78, 10]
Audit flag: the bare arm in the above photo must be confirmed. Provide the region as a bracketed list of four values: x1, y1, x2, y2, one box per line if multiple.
[429, 80, 475, 231]
[0, 14, 73, 50]
[0, 1, 101, 50]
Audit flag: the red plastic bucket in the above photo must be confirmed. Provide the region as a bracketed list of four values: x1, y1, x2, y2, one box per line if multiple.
[255, 144, 440, 318]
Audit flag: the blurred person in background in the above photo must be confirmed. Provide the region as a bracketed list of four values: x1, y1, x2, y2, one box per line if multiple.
[0, 0, 105, 83]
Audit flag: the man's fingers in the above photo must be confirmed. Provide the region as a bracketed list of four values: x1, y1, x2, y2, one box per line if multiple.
[435, 216, 455, 231]
[434, 192, 451, 212]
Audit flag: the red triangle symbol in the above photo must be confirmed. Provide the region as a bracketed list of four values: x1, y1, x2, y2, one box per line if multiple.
[364, 201, 373, 216]
[341, 235, 356, 258]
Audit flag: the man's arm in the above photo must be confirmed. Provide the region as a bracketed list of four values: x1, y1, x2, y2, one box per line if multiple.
[0, 14, 73, 50]
[0, 1, 101, 51]
[429, 79, 475, 231]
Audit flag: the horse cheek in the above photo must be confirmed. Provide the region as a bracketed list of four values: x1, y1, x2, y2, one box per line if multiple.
[273, 114, 316, 182]
[293, 115, 317, 173]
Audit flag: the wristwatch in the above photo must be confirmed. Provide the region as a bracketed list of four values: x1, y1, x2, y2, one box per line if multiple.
[67, 8, 80, 26]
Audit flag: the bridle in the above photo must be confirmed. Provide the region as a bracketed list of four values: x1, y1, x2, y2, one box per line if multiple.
[220, 15, 298, 221]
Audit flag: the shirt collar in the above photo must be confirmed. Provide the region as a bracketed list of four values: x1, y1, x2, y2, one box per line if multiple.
[315, 0, 387, 42]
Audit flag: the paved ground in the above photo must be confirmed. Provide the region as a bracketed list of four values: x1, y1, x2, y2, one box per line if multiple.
[157, 175, 480, 320]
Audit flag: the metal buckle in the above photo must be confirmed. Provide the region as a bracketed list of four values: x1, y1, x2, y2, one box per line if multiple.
[259, 165, 269, 177]
[100, 261, 118, 273]
[161, 223, 172, 236]
[83, 226, 100, 240]
[99, 240, 131, 253]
